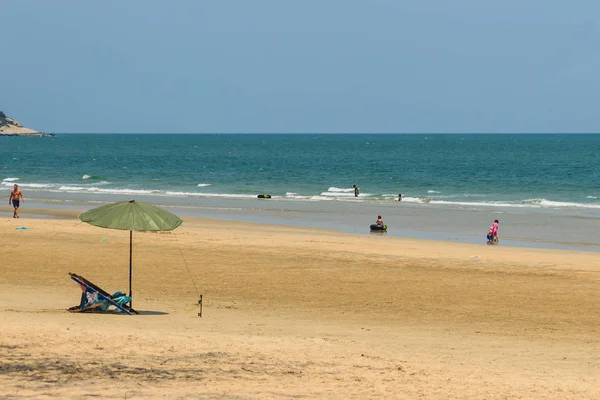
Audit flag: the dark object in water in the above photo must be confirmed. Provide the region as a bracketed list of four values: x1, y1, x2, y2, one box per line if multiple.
[370, 224, 387, 231]
[257, 194, 271, 199]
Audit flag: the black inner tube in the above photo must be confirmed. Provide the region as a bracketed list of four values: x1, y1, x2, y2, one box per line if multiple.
[370, 224, 387, 230]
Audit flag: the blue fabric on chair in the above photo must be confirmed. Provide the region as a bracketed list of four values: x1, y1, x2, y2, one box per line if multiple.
[68, 273, 138, 315]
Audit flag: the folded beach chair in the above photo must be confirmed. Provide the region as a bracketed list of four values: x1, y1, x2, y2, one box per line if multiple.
[68, 272, 138, 315]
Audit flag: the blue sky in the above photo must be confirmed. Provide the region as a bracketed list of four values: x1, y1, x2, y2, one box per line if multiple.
[2, 0, 599, 133]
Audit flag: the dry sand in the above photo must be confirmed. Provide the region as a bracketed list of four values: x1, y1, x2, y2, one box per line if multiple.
[1, 208, 600, 399]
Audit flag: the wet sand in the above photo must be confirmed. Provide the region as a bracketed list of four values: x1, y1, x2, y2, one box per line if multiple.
[1, 210, 600, 399]
[5, 196, 600, 252]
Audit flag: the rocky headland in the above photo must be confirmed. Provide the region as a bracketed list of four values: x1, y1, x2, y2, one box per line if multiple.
[0, 111, 53, 136]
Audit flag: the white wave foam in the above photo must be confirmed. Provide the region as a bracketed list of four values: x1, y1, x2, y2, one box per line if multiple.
[399, 196, 431, 204]
[56, 186, 159, 194]
[320, 191, 372, 198]
[59, 186, 93, 191]
[427, 190, 440, 194]
[95, 188, 161, 195]
[164, 191, 210, 197]
[27, 183, 56, 188]
[58, 183, 110, 191]
[4, 182, 283, 200]
[430, 200, 532, 208]
[165, 191, 258, 199]
[2, 182, 55, 188]
[321, 191, 354, 197]
[538, 199, 600, 209]
[197, 183, 212, 187]
[586, 196, 598, 199]
[427, 198, 600, 210]
[327, 187, 354, 193]
[2, 177, 19, 182]
[286, 192, 312, 200]
[82, 175, 92, 180]
[285, 192, 310, 199]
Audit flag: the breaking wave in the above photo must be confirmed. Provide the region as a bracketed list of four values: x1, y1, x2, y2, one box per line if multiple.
[2, 179, 599, 210]
[327, 187, 355, 193]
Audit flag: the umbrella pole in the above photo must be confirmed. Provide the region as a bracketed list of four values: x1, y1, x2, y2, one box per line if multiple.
[129, 230, 133, 307]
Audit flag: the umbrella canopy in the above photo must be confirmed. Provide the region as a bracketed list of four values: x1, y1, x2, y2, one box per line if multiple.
[79, 200, 182, 307]
[79, 200, 182, 231]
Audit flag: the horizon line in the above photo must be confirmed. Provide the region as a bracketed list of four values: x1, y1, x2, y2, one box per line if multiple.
[36, 132, 600, 135]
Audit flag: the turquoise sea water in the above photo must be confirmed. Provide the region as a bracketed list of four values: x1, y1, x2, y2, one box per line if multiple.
[1, 134, 599, 209]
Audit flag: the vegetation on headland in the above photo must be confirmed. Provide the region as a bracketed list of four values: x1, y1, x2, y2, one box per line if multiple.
[0, 111, 54, 136]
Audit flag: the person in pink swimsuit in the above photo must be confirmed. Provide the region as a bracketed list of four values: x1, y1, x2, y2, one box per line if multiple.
[487, 219, 499, 244]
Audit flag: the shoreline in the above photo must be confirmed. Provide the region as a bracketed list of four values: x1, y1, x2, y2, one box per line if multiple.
[3, 201, 600, 252]
[2, 181, 600, 210]
[4, 207, 600, 272]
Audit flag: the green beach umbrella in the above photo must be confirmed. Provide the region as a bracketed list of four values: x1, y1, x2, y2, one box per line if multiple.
[79, 200, 183, 306]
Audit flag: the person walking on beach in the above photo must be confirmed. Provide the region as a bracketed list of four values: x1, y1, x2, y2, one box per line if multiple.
[9, 184, 23, 218]
[487, 219, 499, 244]
[353, 184, 359, 197]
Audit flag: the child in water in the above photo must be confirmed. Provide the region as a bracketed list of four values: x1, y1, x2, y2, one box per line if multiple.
[376, 215, 384, 226]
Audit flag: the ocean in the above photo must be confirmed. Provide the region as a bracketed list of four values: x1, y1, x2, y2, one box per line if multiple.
[2, 134, 599, 250]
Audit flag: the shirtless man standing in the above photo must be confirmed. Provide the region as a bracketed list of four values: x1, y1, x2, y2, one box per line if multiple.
[9, 184, 24, 218]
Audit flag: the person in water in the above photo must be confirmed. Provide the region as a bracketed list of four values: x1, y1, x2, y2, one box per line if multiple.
[376, 215, 384, 226]
[397, 194, 402, 202]
[9, 184, 24, 218]
[353, 184, 359, 197]
[487, 219, 499, 244]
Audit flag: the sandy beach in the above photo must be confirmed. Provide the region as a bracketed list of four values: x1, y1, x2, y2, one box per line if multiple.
[1, 208, 600, 399]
